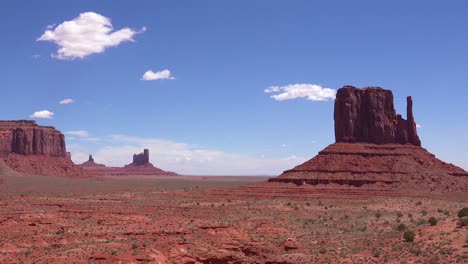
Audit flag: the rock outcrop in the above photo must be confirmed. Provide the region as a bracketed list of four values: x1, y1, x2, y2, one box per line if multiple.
[80, 155, 105, 167]
[0, 120, 66, 157]
[271, 86, 468, 192]
[0, 120, 87, 177]
[126, 149, 150, 167]
[79, 149, 178, 176]
[334, 86, 421, 146]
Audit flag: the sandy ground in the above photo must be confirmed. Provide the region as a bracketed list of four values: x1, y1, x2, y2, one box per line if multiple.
[0, 173, 467, 263]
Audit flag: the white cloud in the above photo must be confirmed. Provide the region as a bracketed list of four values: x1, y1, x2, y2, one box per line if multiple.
[265, 84, 336, 101]
[37, 12, 145, 60]
[67, 134, 307, 175]
[30, 110, 54, 119]
[141, 69, 175, 81]
[65, 130, 89, 137]
[416, 124, 422, 128]
[59, 98, 74, 104]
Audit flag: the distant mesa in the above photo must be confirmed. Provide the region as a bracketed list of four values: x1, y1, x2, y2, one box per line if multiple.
[0, 120, 87, 177]
[269, 86, 468, 192]
[79, 149, 177, 176]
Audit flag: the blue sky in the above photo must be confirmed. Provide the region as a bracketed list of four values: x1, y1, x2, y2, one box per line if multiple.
[1, 1, 467, 174]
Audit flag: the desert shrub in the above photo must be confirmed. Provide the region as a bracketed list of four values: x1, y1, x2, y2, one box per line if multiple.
[132, 243, 138, 250]
[397, 223, 407, 231]
[457, 207, 468, 218]
[428, 217, 437, 226]
[403, 230, 415, 242]
[319, 247, 327, 254]
[416, 201, 422, 206]
[375, 211, 382, 219]
[396, 212, 403, 218]
[371, 247, 381, 258]
[416, 218, 427, 225]
[408, 213, 413, 219]
[458, 217, 468, 227]
[408, 244, 422, 256]
[421, 210, 428, 216]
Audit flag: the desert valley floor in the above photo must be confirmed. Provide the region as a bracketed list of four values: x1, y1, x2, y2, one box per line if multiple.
[0, 173, 466, 264]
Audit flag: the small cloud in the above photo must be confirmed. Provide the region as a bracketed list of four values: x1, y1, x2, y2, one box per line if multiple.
[65, 130, 89, 137]
[59, 98, 74, 104]
[265, 84, 336, 101]
[37, 12, 145, 60]
[416, 124, 422, 128]
[30, 110, 54, 119]
[281, 144, 287, 147]
[32, 54, 41, 59]
[141, 69, 175, 81]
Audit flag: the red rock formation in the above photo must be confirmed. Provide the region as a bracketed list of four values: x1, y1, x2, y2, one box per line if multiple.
[79, 150, 178, 176]
[126, 149, 150, 167]
[0, 120, 66, 157]
[0, 120, 87, 177]
[272, 86, 468, 192]
[80, 155, 106, 167]
[334, 86, 421, 146]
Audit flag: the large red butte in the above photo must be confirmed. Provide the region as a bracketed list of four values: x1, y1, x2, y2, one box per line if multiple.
[270, 86, 468, 192]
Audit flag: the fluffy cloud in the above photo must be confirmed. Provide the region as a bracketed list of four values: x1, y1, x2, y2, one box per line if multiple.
[59, 98, 74, 104]
[141, 69, 175, 81]
[65, 130, 89, 137]
[30, 110, 54, 119]
[37, 12, 145, 60]
[416, 124, 422, 128]
[265, 84, 336, 101]
[67, 135, 307, 175]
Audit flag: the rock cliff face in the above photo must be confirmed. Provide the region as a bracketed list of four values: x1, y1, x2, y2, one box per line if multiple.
[334, 86, 421, 146]
[271, 86, 467, 192]
[0, 120, 87, 177]
[0, 120, 66, 157]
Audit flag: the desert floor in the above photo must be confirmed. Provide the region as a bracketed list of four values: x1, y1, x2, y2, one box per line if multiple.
[0, 173, 467, 264]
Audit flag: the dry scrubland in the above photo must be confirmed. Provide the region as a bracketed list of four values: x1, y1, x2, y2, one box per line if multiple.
[0, 174, 467, 264]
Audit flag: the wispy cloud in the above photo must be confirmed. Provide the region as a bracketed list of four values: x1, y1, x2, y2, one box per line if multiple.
[59, 98, 74, 104]
[141, 69, 175, 81]
[68, 134, 307, 175]
[30, 110, 54, 119]
[65, 130, 89, 137]
[37, 12, 145, 60]
[265, 84, 336, 101]
[416, 124, 422, 128]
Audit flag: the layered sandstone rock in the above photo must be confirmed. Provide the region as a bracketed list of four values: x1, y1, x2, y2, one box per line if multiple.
[0, 120, 66, 157]
[0, 120, 87, 177]
[80, 155, 105, 167]
[334, 86, 421, 146]
[271, 86, 467, 192]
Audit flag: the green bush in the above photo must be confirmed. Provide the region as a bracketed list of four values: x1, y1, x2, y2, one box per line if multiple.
[403, 230, 415, 242]
[458, 217, 468, 227]
[457, 207, 468, 218]
[428, 217, 437, 226]
[397, 223, 407, 231]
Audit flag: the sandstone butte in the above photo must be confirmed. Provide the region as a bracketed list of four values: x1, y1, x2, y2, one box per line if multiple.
[270, 86, 468, 192]
[79, 149, 178, 176]
[0, 120, 87, 177]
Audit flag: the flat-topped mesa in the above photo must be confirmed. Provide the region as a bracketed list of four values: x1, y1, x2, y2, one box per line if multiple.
[0, 120, 66, 157]
[334, 86, 421, 146]
[126, 149, 150, 167]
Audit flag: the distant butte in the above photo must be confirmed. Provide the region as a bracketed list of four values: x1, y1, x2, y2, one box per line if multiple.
[79, 149, 178, 176]
[269, 86, 468, 192]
